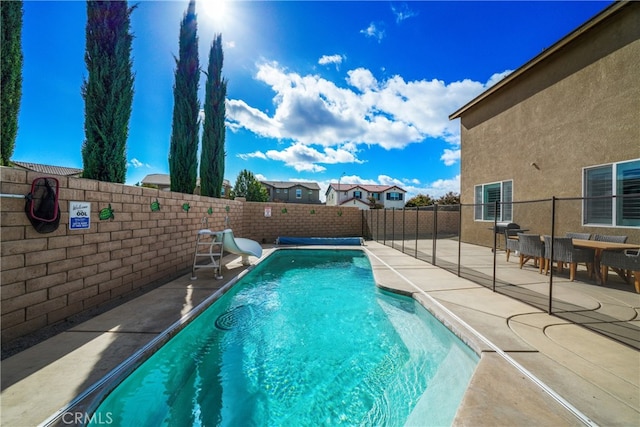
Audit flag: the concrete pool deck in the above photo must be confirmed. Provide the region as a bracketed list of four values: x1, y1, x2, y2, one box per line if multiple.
[1, 241, 639, 426]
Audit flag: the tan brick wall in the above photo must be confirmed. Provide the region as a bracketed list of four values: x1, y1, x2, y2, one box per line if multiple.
[241, 201, 363, 244]
[0, 167, 365, 343]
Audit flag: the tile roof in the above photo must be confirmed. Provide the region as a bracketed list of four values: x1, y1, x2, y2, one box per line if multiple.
[329, 183, 406, 193]
[12, 161, 83, 176]
[141, 173, 171, 186]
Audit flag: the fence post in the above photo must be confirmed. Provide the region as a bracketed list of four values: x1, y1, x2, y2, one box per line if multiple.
[548, 196, 556, 314]
[383, 209, 387, 246]
[415, 207, 419, 259]
[457, 204, 462, 277]
[401, 208, 405, 254]
[432, 204, 438, 266]
[492, 201, 498, 292]
[392, 208, 395, 248]
[376, 208, 380, 242]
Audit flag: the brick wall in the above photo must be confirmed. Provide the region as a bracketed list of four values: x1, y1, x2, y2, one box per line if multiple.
[241, 201, 363, 244]
[0, 167, 364, 343]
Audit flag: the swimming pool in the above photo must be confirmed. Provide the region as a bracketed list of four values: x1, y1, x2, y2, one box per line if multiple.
[88, 249, 478, 426]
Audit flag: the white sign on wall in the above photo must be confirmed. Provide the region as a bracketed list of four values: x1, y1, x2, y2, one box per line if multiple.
[69, 201, 91, 230]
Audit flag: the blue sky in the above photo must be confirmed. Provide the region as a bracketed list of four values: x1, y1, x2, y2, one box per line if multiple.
[14, 0, 611, 201]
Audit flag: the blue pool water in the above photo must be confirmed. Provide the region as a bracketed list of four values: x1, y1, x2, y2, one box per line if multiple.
[89, 249, 478, 426]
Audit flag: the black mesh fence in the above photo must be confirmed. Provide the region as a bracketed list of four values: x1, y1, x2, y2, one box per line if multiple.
[363, 195, 640, 350]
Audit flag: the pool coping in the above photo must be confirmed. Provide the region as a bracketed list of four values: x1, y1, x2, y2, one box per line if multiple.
[366, 248, 594, 426]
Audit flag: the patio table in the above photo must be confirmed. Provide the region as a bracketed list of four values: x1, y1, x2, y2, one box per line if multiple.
[571, 239, 640, 284]
[508, 236, 640, 284]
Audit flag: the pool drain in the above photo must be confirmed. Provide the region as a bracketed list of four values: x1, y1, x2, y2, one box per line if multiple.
[215, 305, 251, 330]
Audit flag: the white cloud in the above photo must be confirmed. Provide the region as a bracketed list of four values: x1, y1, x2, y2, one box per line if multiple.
[440, 148, 460, 166]
[237, 151, 268, 160]
[347, 68, 377, 92]
[360, 22, 385, 42]
[228, 61, 500, 172]
[318, 54, 345, 68]
[402, 174, 461, 200]
[128, 158, 150, 168]
[391, 3, 417, 23]
[486, 70, 513, 88]
[240, 142, 363, 172]
[226, 99, 281, 139]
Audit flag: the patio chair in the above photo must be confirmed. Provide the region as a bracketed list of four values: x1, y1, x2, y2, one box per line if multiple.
[592, 234, 628, 243]
[565, 232, 591, 240]
[504, 229, 519, 262]
[518, 233, 544, 273]
[600, 249, 640, 293]
[543, 236, 595, 281]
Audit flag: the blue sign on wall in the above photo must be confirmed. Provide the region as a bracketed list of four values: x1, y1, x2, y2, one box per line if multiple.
[69, 201, 91, 230]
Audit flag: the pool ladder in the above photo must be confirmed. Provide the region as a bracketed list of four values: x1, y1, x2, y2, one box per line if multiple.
[191, 228, 224, 280]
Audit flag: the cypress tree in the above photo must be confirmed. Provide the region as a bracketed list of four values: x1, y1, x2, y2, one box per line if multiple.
[81, 0, 135, 183]
[169, 0, 199, 194]
[200, 34, 227, 197]
[1, 0, 23, 166]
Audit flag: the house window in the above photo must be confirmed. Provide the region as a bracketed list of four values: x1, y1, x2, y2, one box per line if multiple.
[386, 192, 403, 201]
[276, 189, 280, 194]
[296, 189, 302, 199]
[354, 191, 362, 199]
[371, 193, 380, 200]
[584, 159, 640, 227]
[474, 180, 512, 221]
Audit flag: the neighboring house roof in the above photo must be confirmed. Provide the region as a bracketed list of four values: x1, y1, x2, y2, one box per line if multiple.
[261, 180, 321, 190]
[12, 161, 83, 177]
[141, 174, 232, 187]
[141, 173, 171, 186]
[327, 183, 406, 195]
[449, 1, 626, 120]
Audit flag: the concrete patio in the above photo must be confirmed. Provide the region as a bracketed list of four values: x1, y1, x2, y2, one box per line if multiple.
[1, 240, 638, 426]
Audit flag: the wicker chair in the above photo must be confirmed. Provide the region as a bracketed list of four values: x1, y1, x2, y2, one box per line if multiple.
[504, 229, 519, 262]
[592, 234, 628, 243]
[600, 249, 640, 293]
[543, 236, 595, 281]
[566, 232, 591, 240]
[518, 234, 544, 273]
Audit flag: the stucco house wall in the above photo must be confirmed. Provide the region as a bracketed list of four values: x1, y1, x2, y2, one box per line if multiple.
[451, 2, 639, 246]
[326, 184, 407, 209]
[261, 181, 321, 204]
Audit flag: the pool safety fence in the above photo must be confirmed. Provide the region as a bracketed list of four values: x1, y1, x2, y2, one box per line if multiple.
[363, 194, 640, 350]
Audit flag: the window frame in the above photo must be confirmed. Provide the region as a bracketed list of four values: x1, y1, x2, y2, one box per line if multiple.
[295, 188, 302, 199]
[583, 159, 640, 228]
[386, 192, 403, 201]
[473, 180, 513, 222]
